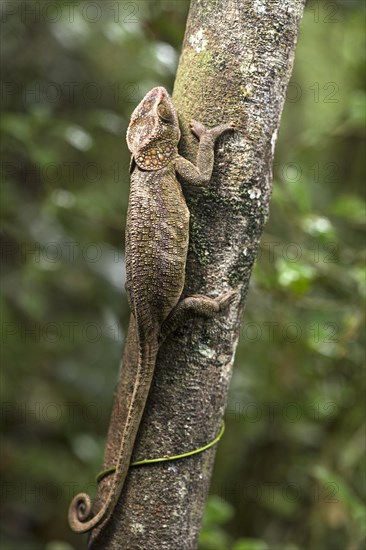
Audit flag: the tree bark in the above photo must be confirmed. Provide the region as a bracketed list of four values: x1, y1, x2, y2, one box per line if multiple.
[88, 0, 305, 548]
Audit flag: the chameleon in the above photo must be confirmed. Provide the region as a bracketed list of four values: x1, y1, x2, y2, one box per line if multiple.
[68, 86, 236, 533]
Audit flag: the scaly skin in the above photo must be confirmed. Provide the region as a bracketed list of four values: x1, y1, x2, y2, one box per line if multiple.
[68, 87, 236, 533]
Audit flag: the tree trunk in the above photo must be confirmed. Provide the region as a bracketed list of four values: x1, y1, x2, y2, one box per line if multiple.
[88, 0, 305, 548]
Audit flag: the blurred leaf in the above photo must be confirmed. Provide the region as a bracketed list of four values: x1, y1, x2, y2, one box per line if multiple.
[329, 194, 366, 225]
[45, 542, 75, 550]
[348, 90, 366, 128]
[275, 258, 316, 293]
[231, 539, 269, 550]
[202, 496, 235, 526]
[312, 465, 366, 537]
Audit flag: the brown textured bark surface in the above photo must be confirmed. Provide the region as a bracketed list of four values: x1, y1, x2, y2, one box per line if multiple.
[88, 0, 305, 548]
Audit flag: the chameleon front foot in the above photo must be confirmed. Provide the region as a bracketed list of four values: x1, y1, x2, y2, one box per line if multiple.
[190, 119, 236, 140]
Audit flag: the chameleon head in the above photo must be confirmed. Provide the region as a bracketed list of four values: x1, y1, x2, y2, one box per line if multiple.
[126, 87, 180, 170]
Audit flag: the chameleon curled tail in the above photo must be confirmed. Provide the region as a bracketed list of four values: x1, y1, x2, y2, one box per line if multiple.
[68, 488, 119, 533]
[68, 342, 158, 533]
[68, 492, 104, 533]
[68, 427, 133, 533]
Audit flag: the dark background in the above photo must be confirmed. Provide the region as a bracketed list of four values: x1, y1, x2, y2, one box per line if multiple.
[1, 1, 365, 549]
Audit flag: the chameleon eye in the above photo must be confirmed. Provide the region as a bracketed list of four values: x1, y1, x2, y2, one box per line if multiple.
[157, 103, 173, 123]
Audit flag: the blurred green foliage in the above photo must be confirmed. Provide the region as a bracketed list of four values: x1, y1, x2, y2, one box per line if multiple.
[1, 1, 365, 549]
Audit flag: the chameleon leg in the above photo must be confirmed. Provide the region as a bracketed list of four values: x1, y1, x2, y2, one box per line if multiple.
[173, 121, 235, 186]
[160, 290, 237, 342]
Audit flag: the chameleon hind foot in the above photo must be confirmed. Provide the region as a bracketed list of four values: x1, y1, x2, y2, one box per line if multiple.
[160, 290, 238, 341]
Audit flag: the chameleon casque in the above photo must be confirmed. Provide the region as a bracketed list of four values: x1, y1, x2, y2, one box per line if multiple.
[68, 87, 236, 533]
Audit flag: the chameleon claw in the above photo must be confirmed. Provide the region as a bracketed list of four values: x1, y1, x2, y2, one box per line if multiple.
[189, 119, 206, 139]
[216, 289, 239, 311]
[209, 122, 236, 140]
